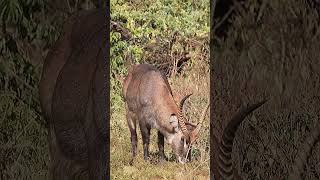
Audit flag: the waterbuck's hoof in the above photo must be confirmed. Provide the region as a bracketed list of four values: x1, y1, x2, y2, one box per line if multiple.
[158, 155, 167, 162]
[143, 156, 150, 161]
[158, 158, 167, 164]
[129, 158, 135, 165]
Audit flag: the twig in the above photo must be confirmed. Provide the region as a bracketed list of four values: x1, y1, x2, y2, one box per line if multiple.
[66, 0, 72, 14]
[257, 0, 267, 22]
[213, 6, 235, 32]
[159, 54, 191, 67]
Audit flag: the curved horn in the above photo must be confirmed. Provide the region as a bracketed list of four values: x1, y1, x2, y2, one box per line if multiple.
[289, 119, 320, 180]
[216, 99, 268, 180]
[177, 111, 189, 138]
[189, 101, 210, 144]
[177, 93, 193, 137]
[179, 93, 193, 111]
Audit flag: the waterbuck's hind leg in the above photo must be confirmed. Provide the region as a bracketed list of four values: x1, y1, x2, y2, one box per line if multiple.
[157, 131, 166, 161]
[139, 120, 151, 160]
[126, 110, 137, 163]
[49, 125, 88, 180]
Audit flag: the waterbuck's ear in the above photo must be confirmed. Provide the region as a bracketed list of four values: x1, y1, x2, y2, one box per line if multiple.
[169, 114, 179, 133]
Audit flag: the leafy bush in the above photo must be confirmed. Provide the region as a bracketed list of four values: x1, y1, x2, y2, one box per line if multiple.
[110, 0, 210, 107]
[110, 31, 142, 114]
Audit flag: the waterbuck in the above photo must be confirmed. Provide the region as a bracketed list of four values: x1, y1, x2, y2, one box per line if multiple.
[39, 9, 108, 179]
[123, 64, 210, 163]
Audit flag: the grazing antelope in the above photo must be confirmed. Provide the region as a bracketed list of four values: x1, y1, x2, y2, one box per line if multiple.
[211, 100, 320, 180]
[39, 9, 108, 179]
[123, 64, 210, 163]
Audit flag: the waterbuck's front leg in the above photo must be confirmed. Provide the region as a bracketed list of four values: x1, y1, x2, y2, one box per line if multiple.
[158, 131, 165, 161]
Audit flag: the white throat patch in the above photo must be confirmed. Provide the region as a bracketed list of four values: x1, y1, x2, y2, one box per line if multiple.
[166, 134, 174, 144]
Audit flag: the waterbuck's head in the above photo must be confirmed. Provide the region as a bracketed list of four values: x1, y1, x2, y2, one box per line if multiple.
[169, 93, 210, 164]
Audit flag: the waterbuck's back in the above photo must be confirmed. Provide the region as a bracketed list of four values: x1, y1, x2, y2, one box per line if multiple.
[123, 64, 173, 113]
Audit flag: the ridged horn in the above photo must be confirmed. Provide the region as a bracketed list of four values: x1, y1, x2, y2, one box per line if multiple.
[177, 110, 189, 137]
[177, 93, 193, 137]
[179, 93, 193, 112]
[217, 99, 268, 180]
[289, 119, 320, 180]
[189, 101, 210, 144]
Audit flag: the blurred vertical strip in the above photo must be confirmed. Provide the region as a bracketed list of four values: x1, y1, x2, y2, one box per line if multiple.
[105, 0, 111, 178]
[209, 0, 216, 179]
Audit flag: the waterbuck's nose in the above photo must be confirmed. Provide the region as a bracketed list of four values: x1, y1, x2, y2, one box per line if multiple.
[177, 156, 189, 164]
[178, 157, 185, 164]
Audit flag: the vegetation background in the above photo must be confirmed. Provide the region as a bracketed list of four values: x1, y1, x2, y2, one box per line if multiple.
[212, 0, 320, 179]
[110, 0, 210, 179]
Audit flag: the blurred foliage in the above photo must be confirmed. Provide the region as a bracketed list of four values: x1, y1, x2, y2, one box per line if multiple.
[0, 0, 60, 48]
[0, 0, 54, 178]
